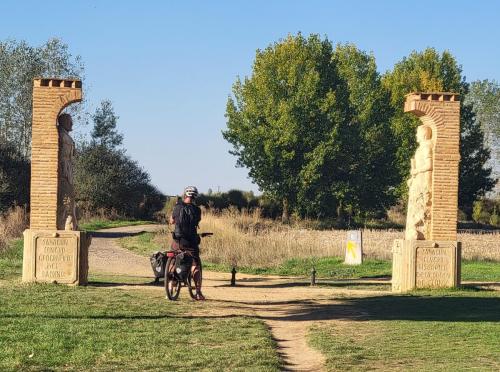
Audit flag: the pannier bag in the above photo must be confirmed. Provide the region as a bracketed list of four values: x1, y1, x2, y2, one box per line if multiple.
[150, 251, 167, 279]
[175, 252, 193, 281]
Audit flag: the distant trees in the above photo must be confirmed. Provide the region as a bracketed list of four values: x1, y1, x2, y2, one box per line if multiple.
[225, 38, 495, 221]
[74, 100, 164, 219]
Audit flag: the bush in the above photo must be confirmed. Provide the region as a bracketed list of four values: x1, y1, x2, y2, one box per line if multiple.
[490, 207, 499, 226]
[0, 206, 28, 253]
[472, 199, 500, 225]
[74, 144, 165, 220]
[0, 143, 30, 212]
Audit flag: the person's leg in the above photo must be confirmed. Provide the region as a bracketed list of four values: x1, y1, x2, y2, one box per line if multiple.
[191, 251, 204, 300]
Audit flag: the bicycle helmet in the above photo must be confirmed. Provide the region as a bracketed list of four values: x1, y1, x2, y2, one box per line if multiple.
[183, 186, 199, 199]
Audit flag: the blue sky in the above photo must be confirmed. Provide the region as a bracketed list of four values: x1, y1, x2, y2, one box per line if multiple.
[1, 1, 499, 195]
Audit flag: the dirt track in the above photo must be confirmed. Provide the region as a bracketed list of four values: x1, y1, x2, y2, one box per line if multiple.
[88, 225, 386, 371]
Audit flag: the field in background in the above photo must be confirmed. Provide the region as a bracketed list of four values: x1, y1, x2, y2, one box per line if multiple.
[118, 208, 499, 281]
[197, 208, 500, 266]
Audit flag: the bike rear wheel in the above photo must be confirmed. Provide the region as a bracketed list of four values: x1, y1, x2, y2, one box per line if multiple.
[165, 257, 181, 300]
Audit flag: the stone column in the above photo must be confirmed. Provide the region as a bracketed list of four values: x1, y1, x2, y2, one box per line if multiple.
[22, 78, 90, 285]
[392, 92, 461, 292]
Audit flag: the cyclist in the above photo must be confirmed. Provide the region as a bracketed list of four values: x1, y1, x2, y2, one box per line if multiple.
[169, 186, 205, 300]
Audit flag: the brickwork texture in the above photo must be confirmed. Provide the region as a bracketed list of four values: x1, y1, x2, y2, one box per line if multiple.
[404, 92, 461, 241]
[30, 78, 82, 230]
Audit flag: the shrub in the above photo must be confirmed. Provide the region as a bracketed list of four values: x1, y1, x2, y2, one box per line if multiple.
[0, 206, 28, 253]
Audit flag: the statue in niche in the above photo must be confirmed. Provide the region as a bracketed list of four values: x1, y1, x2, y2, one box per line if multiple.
[57, 113, 78, 231]
[405, 125, 433, 240]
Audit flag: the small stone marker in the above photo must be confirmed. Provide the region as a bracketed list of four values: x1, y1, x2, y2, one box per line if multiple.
[344, 230, 362, 265]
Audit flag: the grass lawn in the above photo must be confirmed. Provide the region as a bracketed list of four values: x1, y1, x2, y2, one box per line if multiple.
[309, 289, 500, 371]
[0, 240, 280, 371]
[119, 232, 500, 282]
[0, 239, 23, 281]
[79, 219, 155, 232]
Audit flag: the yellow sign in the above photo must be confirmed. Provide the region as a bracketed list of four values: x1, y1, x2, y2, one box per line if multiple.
[347, 241, 357, 259]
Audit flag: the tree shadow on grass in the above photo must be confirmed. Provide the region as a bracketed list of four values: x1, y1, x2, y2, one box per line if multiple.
[211, 290, 500, 323]
[265, 294, 500, 323]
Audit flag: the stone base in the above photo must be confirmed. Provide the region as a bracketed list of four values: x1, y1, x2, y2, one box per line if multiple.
[22, 229, 91, 285]
[392, 239, 461, 293]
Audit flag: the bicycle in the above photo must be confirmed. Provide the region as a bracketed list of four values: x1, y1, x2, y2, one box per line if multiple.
[164, 232, 212, 300]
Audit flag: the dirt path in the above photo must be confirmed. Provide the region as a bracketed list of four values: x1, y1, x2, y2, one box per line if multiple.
[87, 225, 382, 371]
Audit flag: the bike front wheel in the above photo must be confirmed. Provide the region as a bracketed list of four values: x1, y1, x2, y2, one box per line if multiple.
[165, 257, 181, 300]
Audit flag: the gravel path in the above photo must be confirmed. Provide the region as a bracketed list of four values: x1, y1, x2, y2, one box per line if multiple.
[88, 225, 383, 371]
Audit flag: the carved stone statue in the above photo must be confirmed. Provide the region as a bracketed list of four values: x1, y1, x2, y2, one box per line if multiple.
[405, 125, 433, 240]
[57, 113, 78, 230]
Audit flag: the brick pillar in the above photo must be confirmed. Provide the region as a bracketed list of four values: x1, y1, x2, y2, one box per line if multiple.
[404, 92, 461, 241]
[30, 78, 82, 230]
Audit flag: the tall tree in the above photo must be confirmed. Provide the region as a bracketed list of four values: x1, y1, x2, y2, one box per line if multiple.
[0, 38, 84, 158]
[382, 48, 495, 212]
[224, 34, 352, 219]
[90, 100, 123, 148]
[224, 35, 398, 220]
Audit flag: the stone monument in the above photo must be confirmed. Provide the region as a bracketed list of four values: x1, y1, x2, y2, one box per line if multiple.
[392, 92, 461, 292]
[22, 78, 90, 285]
[345, 230, 363, 265]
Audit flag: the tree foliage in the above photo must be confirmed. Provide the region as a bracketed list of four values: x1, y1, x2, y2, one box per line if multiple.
[382, 48, 495, 213]
[91, 100, 124, 148]
[0, 38, 84, 158]
[224, 35, 398, 220]
[382, 48, 463, 197]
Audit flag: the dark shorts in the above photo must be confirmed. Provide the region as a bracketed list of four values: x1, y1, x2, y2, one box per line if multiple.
[171, 239, 201, 266]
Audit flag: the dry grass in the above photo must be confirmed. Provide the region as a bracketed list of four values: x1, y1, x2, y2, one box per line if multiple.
[187, 208, 500, 268]
[0, 206, 28, 253]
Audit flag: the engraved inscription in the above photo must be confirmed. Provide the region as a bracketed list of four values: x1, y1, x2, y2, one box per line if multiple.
[35, 236, 77, 281]
[415, 247, 451, 287]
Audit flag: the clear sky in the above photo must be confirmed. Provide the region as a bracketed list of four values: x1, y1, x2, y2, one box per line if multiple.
[1, 0, 499, 195]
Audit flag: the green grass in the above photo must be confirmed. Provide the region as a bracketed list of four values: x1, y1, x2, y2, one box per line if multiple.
[0, 239, 23, 280]
[79, 219, 154, 232]
[0, 280, 280, 371]
[462, 259, 500, 282]
[309, 289, 500, 371]
[0, 240, 280, 370]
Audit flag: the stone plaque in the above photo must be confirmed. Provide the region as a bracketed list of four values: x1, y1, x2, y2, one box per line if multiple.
[391, 240, 460, 292]
[345, 230, 363, 265]
[34, 234, 78, 283]
[415, 247, 453, 288]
